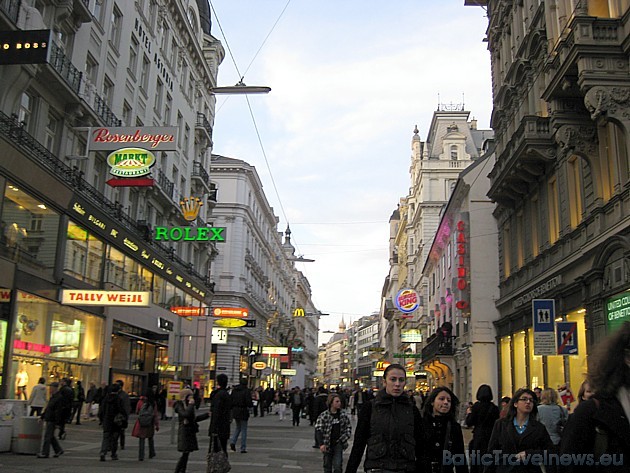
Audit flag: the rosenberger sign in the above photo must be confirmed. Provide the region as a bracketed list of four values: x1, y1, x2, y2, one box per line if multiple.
[61, 290, 150, 306]
[90, 127, 178, 151]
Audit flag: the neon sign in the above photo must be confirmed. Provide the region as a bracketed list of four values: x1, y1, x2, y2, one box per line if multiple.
[154, 226, 225, 242]
[456, 220, 470, 315]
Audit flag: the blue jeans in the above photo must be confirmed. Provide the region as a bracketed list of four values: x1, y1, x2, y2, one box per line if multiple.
[323, 443, 343, 473]
[230, 419, 248, 451]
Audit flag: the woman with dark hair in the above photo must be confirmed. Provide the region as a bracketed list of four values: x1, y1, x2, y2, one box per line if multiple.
[421, 386, 469, 473]
[484, 388, 552, 473]
[345, 363, 424, 473]
[466, 384, 500, 473]
[560, 322, 630, 472]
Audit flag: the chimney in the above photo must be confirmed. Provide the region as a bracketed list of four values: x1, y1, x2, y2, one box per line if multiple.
[470, 118, 477, 130]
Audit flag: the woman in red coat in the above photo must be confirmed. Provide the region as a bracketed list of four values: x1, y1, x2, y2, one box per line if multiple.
[132, 391, 160, 461]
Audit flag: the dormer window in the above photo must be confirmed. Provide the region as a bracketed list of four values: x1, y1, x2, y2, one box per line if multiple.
[450, 145, 458, 160]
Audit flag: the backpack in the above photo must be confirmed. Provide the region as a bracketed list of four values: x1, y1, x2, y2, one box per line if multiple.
[138, 402, 154, 427]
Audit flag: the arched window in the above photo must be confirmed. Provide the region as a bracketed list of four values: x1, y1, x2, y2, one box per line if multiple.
[187, 8, 198, 34]
[450, 145, 458, 160]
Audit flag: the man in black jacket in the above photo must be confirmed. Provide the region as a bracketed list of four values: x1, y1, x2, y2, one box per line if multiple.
[57, 378, 73, 440]
[37, 382, 64, 458]
[289, 386, 305, 426]
[209, 373, 232, 454]
[229, 379, 253, 453]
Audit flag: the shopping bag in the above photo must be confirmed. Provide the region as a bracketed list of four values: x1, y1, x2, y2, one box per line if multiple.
[207, 434, 231, 473]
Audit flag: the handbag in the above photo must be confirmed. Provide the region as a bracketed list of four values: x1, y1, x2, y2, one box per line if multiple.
[207, 434, 231, 473]
[113, 413, 127, 429]
[556, 405, 567, 435]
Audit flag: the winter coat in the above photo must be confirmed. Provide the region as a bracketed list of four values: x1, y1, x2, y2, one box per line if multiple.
[98, 391, 126, 432]
[559, 395, 630, 473]
[484, 416, 553, 473]
[28, 383, 47, 408]
[118, 389, 131, 415]
[421, 413, 469, 473]
[209, 387, 231, 438]
[85, 385, 97, 404]
[174, 400, 209, 452]
[536, 403, 567, 446]
[59, 385, 73, 421]
[345, 389, 424, 473]
[466, 400, 500, 454]
[41, 391, 64, 424]
[314, 409, 352, 450]
[131, 397, 160, 439]
[230, 384, 253, 421]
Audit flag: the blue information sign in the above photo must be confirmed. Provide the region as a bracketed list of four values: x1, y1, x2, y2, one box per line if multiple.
[533, 299, 555, 332]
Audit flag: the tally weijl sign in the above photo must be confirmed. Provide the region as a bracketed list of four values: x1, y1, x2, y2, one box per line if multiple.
[61, 290, 151, 307]
[89, 127, 178, 151]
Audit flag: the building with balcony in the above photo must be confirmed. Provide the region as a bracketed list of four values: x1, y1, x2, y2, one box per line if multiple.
[466, 0, 630, 403]
[0, 0, 223, 400]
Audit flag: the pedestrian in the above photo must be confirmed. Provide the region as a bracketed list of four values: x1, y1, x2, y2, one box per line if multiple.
[71, 380, 85, 425]
[277, 389, 288, 420]
[485, 387, 552, 473]
[85, 381, 97, 418]
[560, 321, 630, 472]
[36, 381, 64, 458]
[158, 385, 168, 419]
[57, 377, 73, 440]
[289, 386, 305, 426]
[209, 373, 232, 454]
[576, 380, 594, 404]
[315, 393, 352, 473]
[536, 388, 567, 448]
[229, 378, 253, 453]
[175, 388, 209, 473]
[252, 386, 260, 417]
[345, 363, 423, 473]
[421, 386, 469, 473]
[116, 379, 131, 449]
[28, 376, 47, 417]
[132, 389, 160, 461]
[312, 386, 329, 447]
[98, 383, 127, 461]
[498, 396, 511, 418]
[465, 384, 500, 473]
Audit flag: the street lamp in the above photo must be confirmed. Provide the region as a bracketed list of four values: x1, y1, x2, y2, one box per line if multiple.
[211, 81, 271, 95]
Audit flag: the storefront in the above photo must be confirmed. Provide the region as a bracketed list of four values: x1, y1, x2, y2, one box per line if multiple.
[9, 290, 104, 399]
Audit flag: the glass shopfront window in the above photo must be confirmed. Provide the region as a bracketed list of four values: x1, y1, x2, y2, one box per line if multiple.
[9, 291, 104, 399]
[64, 221, 104, 285]
[500, 336, 512, 398]
[567, 310, 588, 408]
[528, 328, 544, 389]
[513, 331, 527, 390]
[1, 182, 60, 277]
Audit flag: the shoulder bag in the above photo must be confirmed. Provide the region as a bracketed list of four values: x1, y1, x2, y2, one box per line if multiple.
[207, 434, 231, 473]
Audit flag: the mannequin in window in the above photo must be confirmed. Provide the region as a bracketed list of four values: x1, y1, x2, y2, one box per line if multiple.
[16, 365, 29, 400]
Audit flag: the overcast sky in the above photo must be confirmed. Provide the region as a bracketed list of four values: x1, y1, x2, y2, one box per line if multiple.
[208, 1, 493, 343]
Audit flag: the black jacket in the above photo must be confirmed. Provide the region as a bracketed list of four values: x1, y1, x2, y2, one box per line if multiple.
[174, 401, 209, 452]
[421, 413, 469, 473]
[98, 391, 126, 432]
[230, 384, 253, 421]
[466, 401, 500, 454]
[41, 390, 64, 424]
[345, 389, 423, 473]
[559, 396, 630, 473]
[209, 387, 232, 438]
[484, 416, 552, 473]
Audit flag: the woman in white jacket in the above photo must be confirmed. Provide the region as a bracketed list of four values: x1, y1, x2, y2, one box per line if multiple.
[28, 377, 47, 416]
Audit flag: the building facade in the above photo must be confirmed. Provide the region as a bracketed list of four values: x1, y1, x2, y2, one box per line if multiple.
[467, 0, 630, 402]
[0, 0, 223, 399]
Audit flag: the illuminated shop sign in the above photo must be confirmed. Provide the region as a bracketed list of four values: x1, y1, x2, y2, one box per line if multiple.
[214, 318, 247, 328]
[180, 197, 203, 221]
[0, 289, 10, 302]
[68, 195, 208, 300]
[400, 329, 423, 343]
[455, 219, 471, 316]
[0, 29, 51, 65]
[395, 288, 420, 314]
[154, 226, 226, 242]
[13, 340, 51, 354]
[606, 291, 630, 330]
[252, 362, 267, 370]
[171, 306, 205, 317]
[107, 147, 156, 177]
[293, 307, 305, 317]
[61, 290, 150, 306]
[280, 369, 297, 376]
[213, 307, 249, 318]
[90, 127, 178, 151]
[262, 346, 288, 355]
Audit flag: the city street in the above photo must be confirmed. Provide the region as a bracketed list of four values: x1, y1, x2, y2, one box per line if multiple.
[0, 411, 343, 473]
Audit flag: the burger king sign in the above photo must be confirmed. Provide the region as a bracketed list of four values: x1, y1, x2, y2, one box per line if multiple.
[395, 288, 420, 314]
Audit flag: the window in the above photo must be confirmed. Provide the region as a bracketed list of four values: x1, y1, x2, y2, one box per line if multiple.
[122, 101, 132, 126]
[103, 75, 114, 107]
[64, 221, 104, 285]
[589, 0, 628, 17]
[93, 0, 105, 24]
[516, 210, 524, 268]
[603, 122, 625, 200]
[547, 177, 560, 244]
[164, 94, 172, 125]
[184, 124, 190, 154]
[160, 21, 169, 52]
[109, 6, 123, 49]
[567, 156, 584, 229]
[17, 91, 34, 130]
[85, 53, 98, 85]
[149, 0, 158, 28]
[44, 112, 59, 152]
[140, 55, 150, 93]
[503, 224, 511, 278]
[170, 39, 178, 66]
[128, 36, 139, 76]
[187, 7, 198, 34]
[531, 194, 540, 258]
[155, 78, 164, 115]
[176, 112, 183, 147]
[450, 145, 458, 160]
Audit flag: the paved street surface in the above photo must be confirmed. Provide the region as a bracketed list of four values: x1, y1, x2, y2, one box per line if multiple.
[0, 410, 473, 472]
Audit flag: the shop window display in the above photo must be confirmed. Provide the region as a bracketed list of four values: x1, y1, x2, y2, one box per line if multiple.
[1, 182, 60, 276]
[10, 291, 104, 399]
[64, 221, 104, 285]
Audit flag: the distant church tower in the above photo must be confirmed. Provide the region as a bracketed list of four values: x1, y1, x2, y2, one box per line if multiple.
[339, 316, 346, 333]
